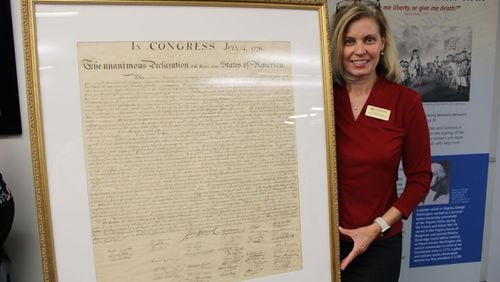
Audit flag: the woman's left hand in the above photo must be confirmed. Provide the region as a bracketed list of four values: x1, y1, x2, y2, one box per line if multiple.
[339, 223, 381, 270]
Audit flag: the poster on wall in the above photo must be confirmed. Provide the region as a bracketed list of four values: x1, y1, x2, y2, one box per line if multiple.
[381, 0, 497, 281]
[410, 154, 488, 267]
[383, 0, 496, 157]
[22, 0, 340, 281]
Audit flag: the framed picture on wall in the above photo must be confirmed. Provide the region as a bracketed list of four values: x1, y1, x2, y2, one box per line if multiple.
[22, 0, 339, 281]
[0, 0, 22, 135]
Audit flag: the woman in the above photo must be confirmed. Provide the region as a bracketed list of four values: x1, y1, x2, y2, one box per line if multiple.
[330, 1, 432, 281]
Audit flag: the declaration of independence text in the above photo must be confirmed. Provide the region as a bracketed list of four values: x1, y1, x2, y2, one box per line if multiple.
[78, 41, 302, 282]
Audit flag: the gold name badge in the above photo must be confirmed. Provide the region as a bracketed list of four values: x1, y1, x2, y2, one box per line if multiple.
[365, 105, 391, 121]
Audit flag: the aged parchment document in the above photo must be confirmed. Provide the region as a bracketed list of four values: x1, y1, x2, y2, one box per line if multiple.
[78, 41, 301, 281]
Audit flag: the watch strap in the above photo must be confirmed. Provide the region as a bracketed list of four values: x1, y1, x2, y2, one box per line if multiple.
[374, 217, 390, 236]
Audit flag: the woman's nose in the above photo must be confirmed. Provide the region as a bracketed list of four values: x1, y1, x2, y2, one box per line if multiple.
[353, 43, 367, 55]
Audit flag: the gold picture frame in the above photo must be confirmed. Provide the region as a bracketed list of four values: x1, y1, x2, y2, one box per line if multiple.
[22, 0, 339, 281]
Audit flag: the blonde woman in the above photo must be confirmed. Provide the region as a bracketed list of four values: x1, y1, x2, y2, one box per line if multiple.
[331, 1, 432, 281]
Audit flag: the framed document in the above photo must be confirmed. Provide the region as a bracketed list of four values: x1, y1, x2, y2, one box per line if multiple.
[22, 0, 339, 281]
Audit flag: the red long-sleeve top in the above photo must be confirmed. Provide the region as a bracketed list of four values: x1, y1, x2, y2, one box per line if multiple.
[334, 76, 431, 239]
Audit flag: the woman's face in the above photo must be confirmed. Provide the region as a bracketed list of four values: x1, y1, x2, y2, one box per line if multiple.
[342, 17, 385, 81]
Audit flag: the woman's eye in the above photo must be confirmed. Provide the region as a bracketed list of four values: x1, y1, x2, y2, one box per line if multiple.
[366, 37, 376, 43]
[344, 39, 354, 45]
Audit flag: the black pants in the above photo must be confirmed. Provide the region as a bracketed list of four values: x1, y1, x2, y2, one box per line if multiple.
[340, 233, 402, 282]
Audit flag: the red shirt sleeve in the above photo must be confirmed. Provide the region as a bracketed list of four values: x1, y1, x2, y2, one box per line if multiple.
[393, 92, 432, 218]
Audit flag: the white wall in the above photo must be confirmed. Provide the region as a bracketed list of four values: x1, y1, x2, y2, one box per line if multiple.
[485, 132, 500, 282]
[1, 0, 499, 281]
[485, 3, 500, 281]
[483, 16, 500, 280]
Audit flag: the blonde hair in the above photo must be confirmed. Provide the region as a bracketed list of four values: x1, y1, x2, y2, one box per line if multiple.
[330, 3, 400, 85]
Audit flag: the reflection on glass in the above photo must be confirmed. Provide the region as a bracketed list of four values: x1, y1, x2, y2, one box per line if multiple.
[36, 11, 79, 17]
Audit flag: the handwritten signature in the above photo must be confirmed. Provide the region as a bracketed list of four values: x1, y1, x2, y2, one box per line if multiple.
[179, 227, 244, 242]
